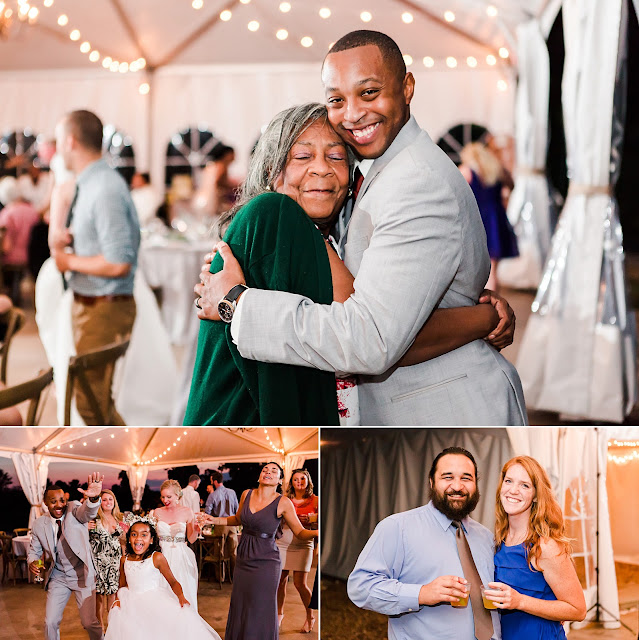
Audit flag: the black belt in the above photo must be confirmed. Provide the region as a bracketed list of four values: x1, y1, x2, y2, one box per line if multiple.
[242, 529, 275, 539]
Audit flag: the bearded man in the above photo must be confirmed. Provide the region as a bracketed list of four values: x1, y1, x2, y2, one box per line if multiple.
[347, 447, 501, 640]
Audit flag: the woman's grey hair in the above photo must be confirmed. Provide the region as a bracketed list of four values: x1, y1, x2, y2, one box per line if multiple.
[216, 102, 336, 236]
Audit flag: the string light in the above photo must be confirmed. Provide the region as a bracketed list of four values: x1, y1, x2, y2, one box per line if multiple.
[499, 47, 509, 59]
[610, 440, 639, 447]
[486, 54, 497, 66]
[69, 29, 80, 41]
[423, 56, 434, 68]
[248, 20, 259, 31]
[360, 11, 372, 23]
[80, 41, 90, 53]
[466, 56, 477, 68]
[139, 82, 150, 94]
[220, 9, 231, 21]
[57, 14, 67, 25]
[497, 79, 507, 91]
[319, 7, 330, 18]
[444, 11, 455, 22]
[192, 0, 203, 9]
[276, 29, 288, 40]
[446, 56, 457, 68]
[486, 5, 498, 17]
[279, 2, 291, 12]
[403, 54, 413, 66]
[89, 50, 100, 62]
[43, 0, 53, 6]
[401, 12, 413, 24]
[608, 450, 639, 465]
[263, 429, 285, 455]
[301, 36, 313, 47]
[239, 0, 251, 3]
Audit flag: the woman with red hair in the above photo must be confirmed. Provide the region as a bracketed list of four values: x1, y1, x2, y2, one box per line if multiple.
[484, 456, 586, 638]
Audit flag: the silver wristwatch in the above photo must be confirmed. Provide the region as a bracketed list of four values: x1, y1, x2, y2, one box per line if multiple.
[218, 284, 248, 323]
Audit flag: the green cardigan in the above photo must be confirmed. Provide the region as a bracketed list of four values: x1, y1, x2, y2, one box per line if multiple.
[184, 192, 339, 426]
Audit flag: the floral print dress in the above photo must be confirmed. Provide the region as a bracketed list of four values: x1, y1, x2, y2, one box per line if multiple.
[89, 520, 123, 595]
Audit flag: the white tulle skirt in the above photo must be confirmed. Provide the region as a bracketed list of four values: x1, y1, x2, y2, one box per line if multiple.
[105, 585, 220, 640]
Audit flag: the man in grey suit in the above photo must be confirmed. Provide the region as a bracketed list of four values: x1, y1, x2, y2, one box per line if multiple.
[28, 473, 104, 640]
[196, 30, 527, 426]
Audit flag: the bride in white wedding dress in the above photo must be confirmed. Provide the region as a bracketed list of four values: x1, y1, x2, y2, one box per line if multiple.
[150, 479, 201, 611]
[105, 517, 220, 640]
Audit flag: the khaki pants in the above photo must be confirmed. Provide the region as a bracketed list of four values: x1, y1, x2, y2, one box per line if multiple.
[212, 525, 238, 580]
[71, 297, 136, 425]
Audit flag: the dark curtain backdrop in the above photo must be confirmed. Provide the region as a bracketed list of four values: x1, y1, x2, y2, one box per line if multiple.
[320, 428, 514, 580]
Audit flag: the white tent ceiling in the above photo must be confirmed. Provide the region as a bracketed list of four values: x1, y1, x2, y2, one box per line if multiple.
[0, 0, 555, 71]
[0, 427, 318, 469]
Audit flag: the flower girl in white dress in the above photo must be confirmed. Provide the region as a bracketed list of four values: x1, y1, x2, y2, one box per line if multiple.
[105, 515, 220, 640]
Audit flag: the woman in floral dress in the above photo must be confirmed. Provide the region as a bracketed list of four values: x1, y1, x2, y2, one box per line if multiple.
[89, 489, 128, 628]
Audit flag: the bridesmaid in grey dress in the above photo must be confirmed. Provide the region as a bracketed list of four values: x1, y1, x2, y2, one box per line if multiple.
[205, 462, 318, 639]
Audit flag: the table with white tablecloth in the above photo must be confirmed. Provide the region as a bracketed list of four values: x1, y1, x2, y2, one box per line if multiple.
[138, 238, 212, 347]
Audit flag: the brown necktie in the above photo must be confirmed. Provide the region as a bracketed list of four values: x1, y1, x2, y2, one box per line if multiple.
[451, 521, 494, 640]
[56, 519, 62, 540]
[352, 167, 365, 201]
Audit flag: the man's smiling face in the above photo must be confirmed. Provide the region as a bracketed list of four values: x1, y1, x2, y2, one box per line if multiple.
[322, 44, 414, 160]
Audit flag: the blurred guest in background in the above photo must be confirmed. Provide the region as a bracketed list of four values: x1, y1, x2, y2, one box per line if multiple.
[51, 109, 140, 426]
[460, 142, 518, 292]
[130, 172, 164, 226]
[182, 474, 202, 516]
[205, 471, 239, 581]
[193, 144, 239, 218]
[0, 175, 41, 305]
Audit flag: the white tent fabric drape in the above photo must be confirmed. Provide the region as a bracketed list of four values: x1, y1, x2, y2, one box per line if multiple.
[127, 465, 149, 511]
[283, 455, 306, 488]
[498, 19, 555, 289]
[321, 429, 513, 580]
[516, 0, 636, 422]
[10, 452, 50, 528]
[35, 258, 178, 425]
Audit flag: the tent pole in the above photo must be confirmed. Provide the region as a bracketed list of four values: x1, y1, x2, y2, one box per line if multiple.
[585, 427, 634, 634]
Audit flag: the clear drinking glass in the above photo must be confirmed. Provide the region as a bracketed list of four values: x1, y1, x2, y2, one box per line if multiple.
[451, 582, 470, 608]
[33, 558, 45, 583]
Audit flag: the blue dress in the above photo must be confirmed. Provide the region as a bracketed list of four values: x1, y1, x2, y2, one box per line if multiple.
[494, 543, 566, 640]
[469, 170, 519, 260]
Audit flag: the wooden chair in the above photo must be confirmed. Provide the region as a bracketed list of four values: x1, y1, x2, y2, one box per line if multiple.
[0, 367, 53, 425]
[64, 339, 130, 426]
[0, 533, 28, 585]
[198, 535, 231, 589]
[13, 528, 29, 537]
[0, 307, 26, 384]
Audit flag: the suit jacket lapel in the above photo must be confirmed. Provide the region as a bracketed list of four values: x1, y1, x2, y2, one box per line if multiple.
[42, 518, 55, 558]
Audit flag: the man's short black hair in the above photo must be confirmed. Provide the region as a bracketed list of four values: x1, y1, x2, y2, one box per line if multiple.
[327, 30, 406, 81]
[44, 485, 65, 500]
[428, 447, 478, 483]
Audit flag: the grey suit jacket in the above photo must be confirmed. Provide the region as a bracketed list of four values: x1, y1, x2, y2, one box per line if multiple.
[27, 499, 100, 589]
[236, 116, 527, 425]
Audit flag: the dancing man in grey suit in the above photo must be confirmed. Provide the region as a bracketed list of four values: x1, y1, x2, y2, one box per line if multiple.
[28, 473, 105, 640]
[196, 30, 527, 426]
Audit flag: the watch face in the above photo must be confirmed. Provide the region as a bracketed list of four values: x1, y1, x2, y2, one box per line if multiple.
[218, 300, 234, 323]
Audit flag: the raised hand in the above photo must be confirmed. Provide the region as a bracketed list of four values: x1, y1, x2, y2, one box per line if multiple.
[418, 575, 468, 606]
[77, 472, 104, 500]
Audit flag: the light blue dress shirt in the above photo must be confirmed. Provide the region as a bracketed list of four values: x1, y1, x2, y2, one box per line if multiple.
[68, 158, 140, 296]
[348, 501, 501, 640]
[204, 485, 239, 516]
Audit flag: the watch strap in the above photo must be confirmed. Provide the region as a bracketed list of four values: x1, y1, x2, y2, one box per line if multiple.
[224, 284, 248, 304]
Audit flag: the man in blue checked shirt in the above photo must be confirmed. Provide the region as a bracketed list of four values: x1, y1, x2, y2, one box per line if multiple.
[53, 109, 140, 426]
[348, 447, 501, 640]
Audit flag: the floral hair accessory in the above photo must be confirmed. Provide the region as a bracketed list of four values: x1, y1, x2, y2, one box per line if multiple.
[124, 512, 158, 528]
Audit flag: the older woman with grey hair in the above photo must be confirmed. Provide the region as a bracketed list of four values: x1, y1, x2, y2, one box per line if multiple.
[184, 103, 506, 426]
